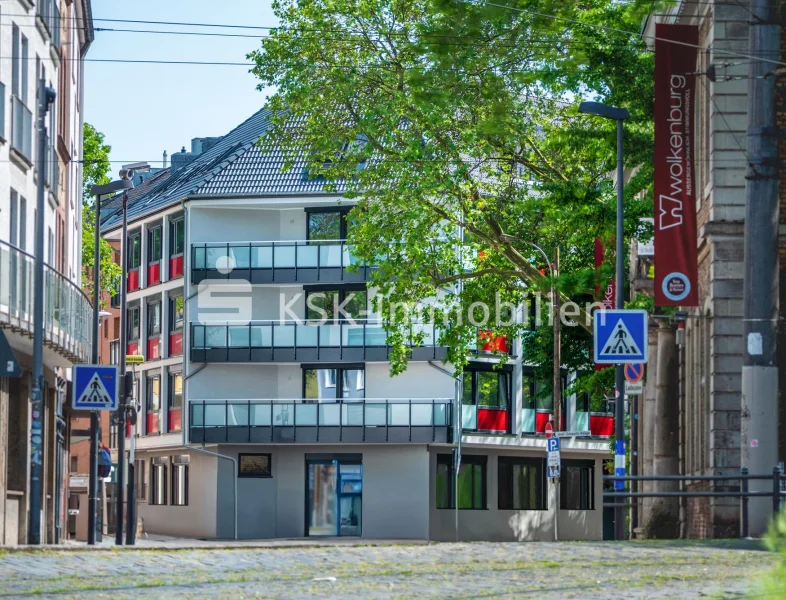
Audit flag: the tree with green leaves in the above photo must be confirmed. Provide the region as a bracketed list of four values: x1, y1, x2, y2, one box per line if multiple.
[250, 0, 656, 399]
[81, 123, 121, 302]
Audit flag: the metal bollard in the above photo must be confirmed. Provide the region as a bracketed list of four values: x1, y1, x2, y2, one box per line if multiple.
[741, 466, 749, 538]
[774, 466, 782, 517]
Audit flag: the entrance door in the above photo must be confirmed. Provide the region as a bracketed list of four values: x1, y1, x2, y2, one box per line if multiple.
[307, 460, 362, 536]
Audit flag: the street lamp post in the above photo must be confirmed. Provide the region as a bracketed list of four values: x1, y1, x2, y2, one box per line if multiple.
[578, 101, 629, 542]
[88, 179, 133, 546]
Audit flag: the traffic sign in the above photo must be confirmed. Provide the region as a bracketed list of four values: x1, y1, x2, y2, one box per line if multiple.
[547, 437, 561, 478]
[544, 421, 554, 439]
[126, 354, 144, 365]
[625, 380, 644, 395]
[624, 363, 644, 383]
[594, 309, 649, 364]
[73, 365, 119, 411]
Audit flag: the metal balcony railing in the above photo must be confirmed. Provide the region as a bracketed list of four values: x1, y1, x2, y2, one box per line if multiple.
[10, 96, 33, 162]
[0, 240, 92, 363]
[190, 319, 447, 363]
[189, 398, 454, 444]
[191, 240, 372, 284]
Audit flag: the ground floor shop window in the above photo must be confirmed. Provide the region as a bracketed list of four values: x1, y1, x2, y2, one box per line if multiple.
[498, 457, 546, 510]
[150, 458, 167, 505]
[171, 456, 189, 506]
[561, 460, 595, 510]
[436, 454, 486, 509]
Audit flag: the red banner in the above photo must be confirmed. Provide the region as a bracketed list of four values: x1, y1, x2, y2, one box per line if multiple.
[654, 24, 699, 306]
[594, 238, 615, 370]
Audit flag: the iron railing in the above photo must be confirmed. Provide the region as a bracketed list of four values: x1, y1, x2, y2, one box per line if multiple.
[189, 398, 453, 444]
[191, 240, 373, 283]
[604, 466, 783, 539]
[10, 95, 33, 162]
[0, 240, 92, 363]
[190, 319, 447, 363]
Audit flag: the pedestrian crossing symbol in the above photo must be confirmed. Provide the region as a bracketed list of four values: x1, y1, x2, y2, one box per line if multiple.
[594, 309, 648, 364]
[73, 365, 119, 411]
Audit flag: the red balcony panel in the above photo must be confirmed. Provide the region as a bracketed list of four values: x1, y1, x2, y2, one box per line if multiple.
[169, 332, 183, 356]
[127, 342, 139, 356]
[170, 255, 184, 279]
[168, 409, 182, 432]
[147, 262, 161, 286]
[127, 269, 139, 292]
[125, 421, 131, 438]
[535, 410, 552, 433]
[478, 330, 509, 353]
[147, 412, 159, 435]
[147, 337, 161, 360]
[476, 407, 509, 433]
[590, 414, 615, 437]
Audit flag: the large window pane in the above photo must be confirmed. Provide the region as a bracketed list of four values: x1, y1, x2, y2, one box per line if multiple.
[304, 369, 338, 400]
[561, 461, 595, 510]
[477, 372, 500, 407]
[499, 458, 545, 510]
[436, 457, 451, 509]
[308, 212, 341, 241]
[342, 369, 365, 398]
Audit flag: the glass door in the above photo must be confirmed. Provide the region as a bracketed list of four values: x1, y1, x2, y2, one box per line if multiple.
[307, 460, 362, 536]
[307, 461, 337, 536]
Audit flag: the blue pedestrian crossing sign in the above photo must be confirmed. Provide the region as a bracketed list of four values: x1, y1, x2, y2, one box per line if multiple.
[594, 309, 648, 364]
[73, 365, 119, 411]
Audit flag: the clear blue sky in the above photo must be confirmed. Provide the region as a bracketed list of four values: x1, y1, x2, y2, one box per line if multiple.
[85, 0, 277, 169]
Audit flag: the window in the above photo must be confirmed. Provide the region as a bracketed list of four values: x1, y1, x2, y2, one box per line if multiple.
[11, 25, 20, 98]
[168, 373, 182, 410]
[147, 376, 161, 412]
[498, 457, 546, 510]
[305, 287, 367, 321]
[48, 228, 54, 265]
[70, 456, 78, 473]
[463, 367, 511, 408]
[523, 373, 567, 411]
[169, 295, 184, 332]
[127, 306, 140, 340]
[169, 217, 184, 256]
[150, 458, 167, 505]
[561, 460, 595, 510]
[147, 302, 161, 336]
[307, 210, 348, 241]
[238, 453, 272, 478]
[109, 341, 119, 365]
[171, 456, 189, 506]
[147, 226, 162, 264]
[436, 454, 486, 510]
[128, 231, 141, 270]
[134, 459, 147, 501]
[0, 81, 5, 140]
[303, 367, 365, 399]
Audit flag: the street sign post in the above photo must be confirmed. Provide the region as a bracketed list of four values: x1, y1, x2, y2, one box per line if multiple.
[594, 309, 649, 364]
[73, 365, 119, 411]
[547, 437, 561, 478]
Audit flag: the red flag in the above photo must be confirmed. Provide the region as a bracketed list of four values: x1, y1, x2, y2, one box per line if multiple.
[654, 24, 699, 306]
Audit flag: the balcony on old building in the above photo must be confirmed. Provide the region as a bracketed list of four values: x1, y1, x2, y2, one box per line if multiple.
[189, 398, 453, 444]
[191, 240, 374, 285]
[190, 320, 447, 363]
[0, 240, 91, 363]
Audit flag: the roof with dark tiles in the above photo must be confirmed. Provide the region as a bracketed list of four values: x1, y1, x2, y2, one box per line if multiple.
[100, 108, 341, 232]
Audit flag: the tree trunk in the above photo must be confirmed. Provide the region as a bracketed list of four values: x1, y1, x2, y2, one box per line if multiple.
[641, 324, 659, 527]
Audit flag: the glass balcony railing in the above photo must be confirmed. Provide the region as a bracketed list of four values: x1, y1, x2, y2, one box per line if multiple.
[0, 240, 92, 363]
[191, 240, 372, 284]
[190, 320, 447, 363]
[189, 398, 453, 444]
[10, 96, 33, 163]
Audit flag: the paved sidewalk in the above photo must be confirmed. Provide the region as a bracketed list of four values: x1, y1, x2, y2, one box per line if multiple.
[0, 539, 775, 598]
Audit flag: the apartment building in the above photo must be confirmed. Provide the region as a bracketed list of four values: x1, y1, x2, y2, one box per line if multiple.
[100, 108, 608, 542]
[0, 0, 94, 544]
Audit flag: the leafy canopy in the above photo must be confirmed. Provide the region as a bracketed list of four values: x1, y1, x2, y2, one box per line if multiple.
[81, 123, 121, 301]
[250, 0, 655, 384]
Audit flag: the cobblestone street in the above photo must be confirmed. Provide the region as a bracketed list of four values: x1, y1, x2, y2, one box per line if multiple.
[0, 540, 775, 599]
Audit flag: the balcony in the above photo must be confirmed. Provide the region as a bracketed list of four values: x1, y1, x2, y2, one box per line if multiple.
[190, 320, 448, 363]
[10, 96, 33, 164]
[189, 398, 453, 444]
[0, 240, 92, 363]
[191, 241, 373, 285]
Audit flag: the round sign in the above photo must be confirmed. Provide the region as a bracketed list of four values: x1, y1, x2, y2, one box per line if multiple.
[662, 272, 691, 302]
[624, 363, 644, 384]
[544, 421, 554, 439]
